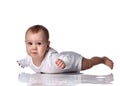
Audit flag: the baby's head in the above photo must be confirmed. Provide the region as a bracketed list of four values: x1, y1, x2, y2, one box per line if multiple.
[25, 25, 50, 59]
[25, 25, 49, 42]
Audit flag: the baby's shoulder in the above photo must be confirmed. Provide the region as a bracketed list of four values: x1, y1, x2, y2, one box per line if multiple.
[49, 47, 58, 52]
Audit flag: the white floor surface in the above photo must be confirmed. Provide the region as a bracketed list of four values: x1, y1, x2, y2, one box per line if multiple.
[0, 60, 119, 86]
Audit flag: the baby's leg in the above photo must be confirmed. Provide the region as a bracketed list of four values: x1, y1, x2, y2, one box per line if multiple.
[103, 56, 114, 69]
[81, 56, 113, 70]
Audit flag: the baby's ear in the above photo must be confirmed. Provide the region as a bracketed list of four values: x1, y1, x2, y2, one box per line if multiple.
[46, 41, 50, 51]
[47, 41, 50, 47]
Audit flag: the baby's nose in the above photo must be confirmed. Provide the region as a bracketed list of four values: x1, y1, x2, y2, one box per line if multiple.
[32, 44, 37, 49]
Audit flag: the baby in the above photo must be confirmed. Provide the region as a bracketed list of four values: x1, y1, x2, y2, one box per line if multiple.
[17, 25, 114, 73]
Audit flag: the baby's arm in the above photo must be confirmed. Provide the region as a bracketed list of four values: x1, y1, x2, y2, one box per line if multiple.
[17, 58, 30, 68]
[55, 59, 66, 69]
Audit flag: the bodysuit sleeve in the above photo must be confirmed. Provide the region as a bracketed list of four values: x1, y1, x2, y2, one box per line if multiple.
[58, 54, 72, 69]
[17, 56, 30, 68]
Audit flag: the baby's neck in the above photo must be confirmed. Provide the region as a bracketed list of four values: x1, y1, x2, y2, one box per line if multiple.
[32, 58, 43, 67]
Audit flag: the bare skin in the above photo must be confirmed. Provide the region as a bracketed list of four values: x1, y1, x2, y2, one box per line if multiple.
[55, 56, 114, 70]
[56, 59, 66, 69]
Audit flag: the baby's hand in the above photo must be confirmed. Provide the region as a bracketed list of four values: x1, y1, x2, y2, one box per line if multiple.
[55, 59, 66, 69]
[17, 61, 24, 68]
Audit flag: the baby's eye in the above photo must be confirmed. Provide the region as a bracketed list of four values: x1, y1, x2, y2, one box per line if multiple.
[28, 42, 32, 45]
[37, 42, 41, 45]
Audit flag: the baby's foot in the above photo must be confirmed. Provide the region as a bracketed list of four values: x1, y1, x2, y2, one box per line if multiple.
[56, 59, 66, 69]
[103, 57, 114, 69]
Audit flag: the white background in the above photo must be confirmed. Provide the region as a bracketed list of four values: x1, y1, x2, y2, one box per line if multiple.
[0, 0, 120, 86]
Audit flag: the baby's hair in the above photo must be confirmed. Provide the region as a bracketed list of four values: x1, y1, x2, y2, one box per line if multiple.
[25, 25, 49, 41]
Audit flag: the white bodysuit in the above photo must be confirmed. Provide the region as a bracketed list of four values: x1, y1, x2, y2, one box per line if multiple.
[17, 47, 83, 73]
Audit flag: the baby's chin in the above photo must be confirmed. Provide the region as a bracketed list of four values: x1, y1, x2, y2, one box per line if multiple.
[30, 54, 38, 58]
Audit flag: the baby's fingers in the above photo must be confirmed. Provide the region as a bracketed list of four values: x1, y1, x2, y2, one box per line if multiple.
[17, 61, 24, 68]
[17, 61, 20, 65]
[20, 66, 24, 68]
[56, 59, 65, 69]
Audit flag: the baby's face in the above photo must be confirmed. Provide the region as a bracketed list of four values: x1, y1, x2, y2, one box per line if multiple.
[25, 31, 49, 59]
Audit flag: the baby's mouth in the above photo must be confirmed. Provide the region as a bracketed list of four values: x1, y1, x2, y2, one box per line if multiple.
[31, 52, 38, 54]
